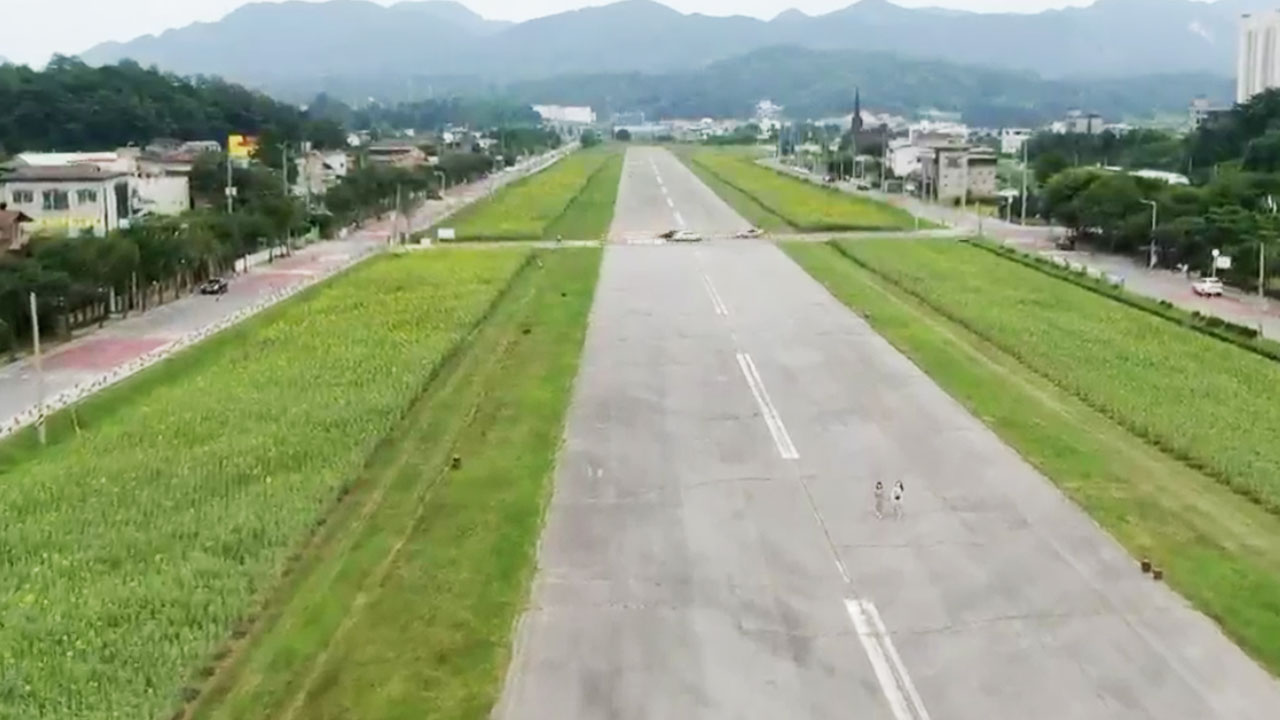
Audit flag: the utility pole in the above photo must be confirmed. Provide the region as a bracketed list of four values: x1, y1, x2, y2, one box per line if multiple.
[395, 183, 403, 244]
[1140, 200, 1158, 269]
[1020, 137, 1029, 225]
[225, 147, 239, 217]
[880, 132, 888, 192]
[1263, 195, 1277, 299]
[281, 143, 291, 255]
[29, 292, 46, 446]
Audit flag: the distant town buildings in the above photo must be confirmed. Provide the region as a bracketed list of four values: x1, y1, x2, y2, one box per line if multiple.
[1053, 110, 1105, 135]
[999, 128, 1033, 155]
[918, 145, 998, 203]
[1190, 96, 1231, 129]
[365, 140, 429, 168]
[1238, 9, 1280, 103]
[532, 105, 596, 125]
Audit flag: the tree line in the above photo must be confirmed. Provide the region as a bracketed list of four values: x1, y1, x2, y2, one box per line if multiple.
[1031, 89, 1280, 292]
[0, 57, 345, 157]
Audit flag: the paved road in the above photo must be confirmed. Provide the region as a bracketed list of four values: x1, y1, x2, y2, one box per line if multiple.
[610, 146, 752, 243]
[0, 149, 570, 433]
[497, 147, 1280, 719]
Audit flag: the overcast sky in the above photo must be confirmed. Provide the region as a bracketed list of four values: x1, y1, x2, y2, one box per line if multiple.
[0, 0, 1213, 67]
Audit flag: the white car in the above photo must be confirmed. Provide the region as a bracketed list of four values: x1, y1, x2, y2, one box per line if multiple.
[670, 230, 703, 243]
[1192, 278, 1225, 297]
[734, 228, 763, 239]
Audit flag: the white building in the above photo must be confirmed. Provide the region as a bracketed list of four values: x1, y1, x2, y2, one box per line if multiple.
[1239, 10, 1280, 103]
[4, 150, 192, 232]
[919, 146, 998, 203]
[1000, 128, 1033, 156]
[0, 165, 130, 236]
[532, 105, 597, 125]
[888, 138, 923, 179]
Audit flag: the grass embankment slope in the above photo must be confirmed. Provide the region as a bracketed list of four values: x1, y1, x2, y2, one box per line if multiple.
[668, 145, 794, 233]
[442, 146, 622, 241]
[688, 148, 920, 232]
[188, 248, 600, 719]
[0, 250, 532, 719]
[784, 238, 1280, 675]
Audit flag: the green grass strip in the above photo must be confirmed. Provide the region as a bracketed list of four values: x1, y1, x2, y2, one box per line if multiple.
[0, 249, 531, 720]
[189, 248, 601, 720]
[439, 147, 619, 241]
[543, 150, 624, 240]
[831, 237, 1280, 515]
[689, 149, 919, 232]
[784, 240, 1280, 677]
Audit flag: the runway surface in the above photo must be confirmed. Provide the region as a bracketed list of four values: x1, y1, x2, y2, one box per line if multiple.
[608, 146, 753, 243]
[497, 147, 1280, 719]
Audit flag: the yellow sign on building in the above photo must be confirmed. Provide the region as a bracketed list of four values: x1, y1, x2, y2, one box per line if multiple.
[228, 134, 259, 160]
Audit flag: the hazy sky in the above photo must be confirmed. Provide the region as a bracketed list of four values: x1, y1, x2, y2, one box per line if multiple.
[0, 0, 1213, 66]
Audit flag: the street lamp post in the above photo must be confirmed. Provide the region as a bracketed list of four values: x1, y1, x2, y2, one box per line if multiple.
[1020, 137, 1029, 225]
[1140, 199, 1158, 269]
[1212, 248, 1221, 279]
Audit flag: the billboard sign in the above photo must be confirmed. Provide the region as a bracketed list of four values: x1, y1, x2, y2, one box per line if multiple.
[228, 134, 259, 160]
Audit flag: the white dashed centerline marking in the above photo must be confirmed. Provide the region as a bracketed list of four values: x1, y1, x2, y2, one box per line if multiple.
[735, 352, 799, 460]
[674, 211, 686, 228]
[702, 274, 728, 316]
[846, 599, 932, 720]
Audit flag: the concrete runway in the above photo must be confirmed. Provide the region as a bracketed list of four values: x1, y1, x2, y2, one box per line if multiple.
[497, 147, 1280, 719]
[608, 146, 753, 243]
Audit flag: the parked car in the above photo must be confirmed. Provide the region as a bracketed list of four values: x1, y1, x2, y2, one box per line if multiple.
[1192, 278, 1224, 297]
[670, 230, 703, 243]
[734, 228, 763, 239]
[199, 278, 229, 296]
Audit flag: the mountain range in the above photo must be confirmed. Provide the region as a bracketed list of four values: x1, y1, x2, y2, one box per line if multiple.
[80, 0, 1275, 87]
[496, 46, 1232, 126]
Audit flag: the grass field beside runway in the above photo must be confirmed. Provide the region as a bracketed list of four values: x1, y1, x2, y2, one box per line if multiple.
[441, 147, 622, 241]
[188, 248, 601, 720]
[0, 250, 533, 720]
[785, 240, 1280, 676]
[669, 145, 794, 232]
[688, 149, 919, 232]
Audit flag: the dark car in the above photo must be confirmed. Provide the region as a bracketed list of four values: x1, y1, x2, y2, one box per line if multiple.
[199, 278, 229, 296]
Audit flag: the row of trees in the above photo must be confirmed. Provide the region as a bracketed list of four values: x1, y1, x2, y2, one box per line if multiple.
[1040, 166, 1280, 290]
[1029, 89, 1280, 292]
[0, 58, 345, 157]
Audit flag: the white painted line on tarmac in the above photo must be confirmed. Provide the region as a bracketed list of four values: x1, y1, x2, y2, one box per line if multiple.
[666, 196, 675, 208]
[735, 353, 799, 460]
[846, 599, 932, 720]
[702, 274, 729, 316]
[674, 211, 686, 228]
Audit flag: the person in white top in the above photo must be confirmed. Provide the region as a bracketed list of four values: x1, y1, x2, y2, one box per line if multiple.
[873, 481, 886, 519]
[892, 481, 905, 520]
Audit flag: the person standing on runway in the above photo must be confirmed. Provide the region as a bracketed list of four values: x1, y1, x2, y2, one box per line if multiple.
[873, 481, 886, 519]
[892, 480, 905, 520]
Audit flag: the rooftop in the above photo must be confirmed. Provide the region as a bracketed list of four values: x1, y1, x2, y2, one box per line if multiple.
[2, 165, 127, 182]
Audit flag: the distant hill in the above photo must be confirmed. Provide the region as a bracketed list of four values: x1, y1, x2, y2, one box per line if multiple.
[497, 46, 1233, 126]
[80, 0, 1275, 88]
